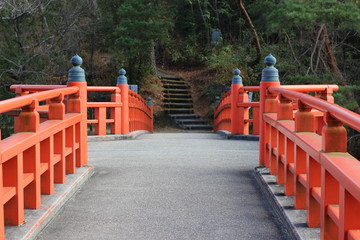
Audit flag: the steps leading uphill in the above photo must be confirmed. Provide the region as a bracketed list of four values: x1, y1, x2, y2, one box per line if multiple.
[158, 71, 213, 131]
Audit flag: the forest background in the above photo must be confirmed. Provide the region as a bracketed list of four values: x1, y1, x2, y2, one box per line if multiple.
[0, 0, 360, 127]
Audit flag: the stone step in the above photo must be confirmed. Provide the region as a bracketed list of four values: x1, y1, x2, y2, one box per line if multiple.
[164, 103, 193, 108]
[169, 114, 201, 120]
[163, 84, 189, 89]
[158, 75, 182, 80]
[163, 89, 191, 94]
[180, 125, 213, 131]
[164, 109, 194, 114]
[160, 71, 213, 132]
[161, 79, 185, 84]
[175, 119, 209, 125]
[163, 98, 193, 103]
[164, 93, 192, 99]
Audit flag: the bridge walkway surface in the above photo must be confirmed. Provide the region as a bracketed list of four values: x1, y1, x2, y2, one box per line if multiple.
[36, 133, 287, 240]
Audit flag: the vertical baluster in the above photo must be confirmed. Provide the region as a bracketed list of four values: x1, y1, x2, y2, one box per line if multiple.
[94, 107, 106, 135]
[0, 143, 4, 236]
[276, 94, 293, 182]
[111, 88, 121, 134]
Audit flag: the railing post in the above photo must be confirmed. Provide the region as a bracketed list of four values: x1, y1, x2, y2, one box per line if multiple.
[322, 112, 347, 153]
[277, 95, 293, 121]
[67, 55, 88, 166]
[49, 93, 65, 120]
[295, 101, 314, 132]
[117, 69, 129, 134]
[111, 88, 121, 134]
[213, 96, 220, 131]
[314, 88, 334, 134]
[317, 87, 334, 103]
[147, 97, 154, 133]
[14, 88, 29, 133]
[230, 69, 244, 134]
[259, 54, 280, 166]
[18, 100, 40, 132]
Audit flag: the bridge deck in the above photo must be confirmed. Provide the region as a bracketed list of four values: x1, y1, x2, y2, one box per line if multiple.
[37, 133, 286, 239]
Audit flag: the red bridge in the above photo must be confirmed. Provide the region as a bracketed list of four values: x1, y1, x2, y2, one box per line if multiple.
[1, 55, 359, 240]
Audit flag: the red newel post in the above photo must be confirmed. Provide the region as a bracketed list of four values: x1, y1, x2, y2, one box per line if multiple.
[147, 97, 154, 133]
[117, 69, 129, 134]
[67, 55, 88, 166]
[231, 69, 244, 134]
[259, 54, 280, 166]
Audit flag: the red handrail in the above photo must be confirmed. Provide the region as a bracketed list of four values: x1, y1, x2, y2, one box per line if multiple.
[128, 90, 153, 133]
[262, 85, 360, 239]
[9, 85, 154, 135]
[0, 85, 87, 238]
[269, 87, 360, 131]
[1, 87, 78, 113]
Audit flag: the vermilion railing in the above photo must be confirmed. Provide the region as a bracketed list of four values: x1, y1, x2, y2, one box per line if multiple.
[214, 69, 338, 136]
[263, 86, 360, 240]
[259, 55, 360, 240]
[128, 90, 154, 133]
[213, 69, 260, 135]
[215, 54, 360, 239]
[214, 90, 231, 131]
[214, 84, 260, 135]
[1, 56, 153, 239]
[0, 55, 89, 238]
[11, 70, 154, 136]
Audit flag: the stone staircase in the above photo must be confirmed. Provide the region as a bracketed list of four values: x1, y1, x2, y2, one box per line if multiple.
[158, 71, 213, 131]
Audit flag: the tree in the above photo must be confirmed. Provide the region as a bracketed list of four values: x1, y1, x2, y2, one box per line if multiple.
[112, 0, 172, 84]
[238, 0, 261, 66]
[0, 0, 98, 87]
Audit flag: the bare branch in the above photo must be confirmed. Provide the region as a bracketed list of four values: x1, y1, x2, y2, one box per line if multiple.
[284, 31, 301, 67]
[22, 35, 54, 49]
[309, 24, 325, 74]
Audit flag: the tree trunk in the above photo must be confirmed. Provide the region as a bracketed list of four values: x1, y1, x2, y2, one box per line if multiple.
[321, 24, 360, 113]
[150, 41, 156, 75]
[321, 24, 346, 85]
[238, 0, 261, 66]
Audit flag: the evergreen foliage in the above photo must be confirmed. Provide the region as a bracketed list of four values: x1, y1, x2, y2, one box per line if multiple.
[112, 0, 172, 85]
[0, 0, 359, 110]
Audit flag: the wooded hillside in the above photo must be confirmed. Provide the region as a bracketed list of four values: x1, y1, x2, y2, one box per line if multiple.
[1, 0, 360, 112]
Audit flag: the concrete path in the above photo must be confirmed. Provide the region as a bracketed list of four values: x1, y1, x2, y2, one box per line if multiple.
[36, 133, 287, 240]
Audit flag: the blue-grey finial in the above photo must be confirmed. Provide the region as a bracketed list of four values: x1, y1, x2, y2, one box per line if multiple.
[147, 97, 153, 106]
[68, 55, 86, 82]
[214, 96, 220, 106]
[117, 68, 128, 85]
[232, 68, 242, 84]
[261, 54, 279, 82]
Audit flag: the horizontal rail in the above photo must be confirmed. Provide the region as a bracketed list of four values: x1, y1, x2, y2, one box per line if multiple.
[87, 102, 123, 108]
[243, 86, 260, 91]
[10, 85, 66, 92]
[87, 86, 118, 92]
[0, 87, 79, 114]
[281, 84, 339, 92]
[269, 87, 360, 132]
